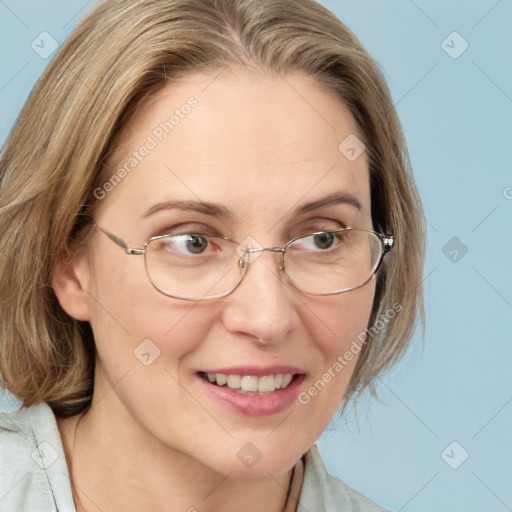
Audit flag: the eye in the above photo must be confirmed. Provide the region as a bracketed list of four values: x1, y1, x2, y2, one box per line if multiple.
[185, 234, 208, 254]
[293, 231, 338, 251]
[161, 234, 213, 256]
[312, 232, 335, 250]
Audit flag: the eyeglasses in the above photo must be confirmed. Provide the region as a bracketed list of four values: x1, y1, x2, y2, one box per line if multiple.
[95, 225, 394, 301]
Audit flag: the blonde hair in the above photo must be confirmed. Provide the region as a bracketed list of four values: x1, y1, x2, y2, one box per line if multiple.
[0, 0, 424, 417]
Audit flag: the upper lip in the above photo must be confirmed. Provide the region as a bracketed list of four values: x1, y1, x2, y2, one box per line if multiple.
[198, 365, 305, 376]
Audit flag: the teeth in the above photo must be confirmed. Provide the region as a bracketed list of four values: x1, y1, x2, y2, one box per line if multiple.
[258, 375, 275, 393]
[227, 374, 241, 389]
[281, 374, 293, 388]
[241, 376, 258, 392]
[215, 374, 227, 386]
[202, 372, 296, 393]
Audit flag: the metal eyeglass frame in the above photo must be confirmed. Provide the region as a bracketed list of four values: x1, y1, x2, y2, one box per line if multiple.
[94, 224, 394, 301]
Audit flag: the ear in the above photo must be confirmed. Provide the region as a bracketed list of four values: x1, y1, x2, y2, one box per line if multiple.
[52, 250, 92, 322]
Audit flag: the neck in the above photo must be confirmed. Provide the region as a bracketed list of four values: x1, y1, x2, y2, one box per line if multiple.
[57, 389, 298, 512]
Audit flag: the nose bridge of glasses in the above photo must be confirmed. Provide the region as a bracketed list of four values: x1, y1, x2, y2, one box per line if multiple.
[239, 246, 286, 268]
[245, 246, 285, 254]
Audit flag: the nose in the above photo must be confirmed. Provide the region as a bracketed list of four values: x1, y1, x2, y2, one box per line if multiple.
[221, 250, 296, 345]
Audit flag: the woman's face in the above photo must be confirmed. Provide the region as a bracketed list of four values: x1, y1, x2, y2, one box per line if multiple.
[67, 68, 375, 478]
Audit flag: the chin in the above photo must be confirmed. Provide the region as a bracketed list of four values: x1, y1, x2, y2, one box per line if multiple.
[212, 436, 310, 479]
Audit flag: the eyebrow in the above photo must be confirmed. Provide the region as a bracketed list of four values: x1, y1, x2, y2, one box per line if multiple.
[143, 200, 232, 218]
[295, 191, 363, 214]
[142, 191, 362, 219]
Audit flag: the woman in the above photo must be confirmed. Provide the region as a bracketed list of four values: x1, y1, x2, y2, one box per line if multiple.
[0, 0, 424, 510]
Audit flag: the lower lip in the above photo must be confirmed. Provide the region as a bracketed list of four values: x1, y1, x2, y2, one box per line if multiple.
[197, 374, 306, 417]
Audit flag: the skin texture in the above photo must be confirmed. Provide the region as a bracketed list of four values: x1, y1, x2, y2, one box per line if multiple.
[54, 67, 375, 512]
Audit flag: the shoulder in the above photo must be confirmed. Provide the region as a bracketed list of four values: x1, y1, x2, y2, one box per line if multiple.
[0, 402, 75, 512]
[299, 445, 391, 512]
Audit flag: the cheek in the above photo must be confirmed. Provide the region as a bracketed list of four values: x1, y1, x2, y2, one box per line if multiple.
[308, 278, 376, 355]
[85, 259, 222, 438]
[299, 279, 375, 419]
[86, 250, 216, 374]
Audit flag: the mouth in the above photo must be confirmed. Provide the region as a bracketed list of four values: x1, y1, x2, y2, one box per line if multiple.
[196, 367, 306, 416]
[198, 372, 298, 394]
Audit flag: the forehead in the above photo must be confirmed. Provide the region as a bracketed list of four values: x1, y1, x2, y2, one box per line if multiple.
[103, 67, 370, 223]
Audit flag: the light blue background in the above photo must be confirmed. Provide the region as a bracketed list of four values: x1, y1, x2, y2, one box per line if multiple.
[1, 1, 511, 511]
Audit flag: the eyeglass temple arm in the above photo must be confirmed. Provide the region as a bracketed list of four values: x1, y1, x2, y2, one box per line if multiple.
[95, 225, 145, 255]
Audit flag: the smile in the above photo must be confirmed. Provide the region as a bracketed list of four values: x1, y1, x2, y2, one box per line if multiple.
[199, 372, 295, 394]
[196, 365, 306, 416]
